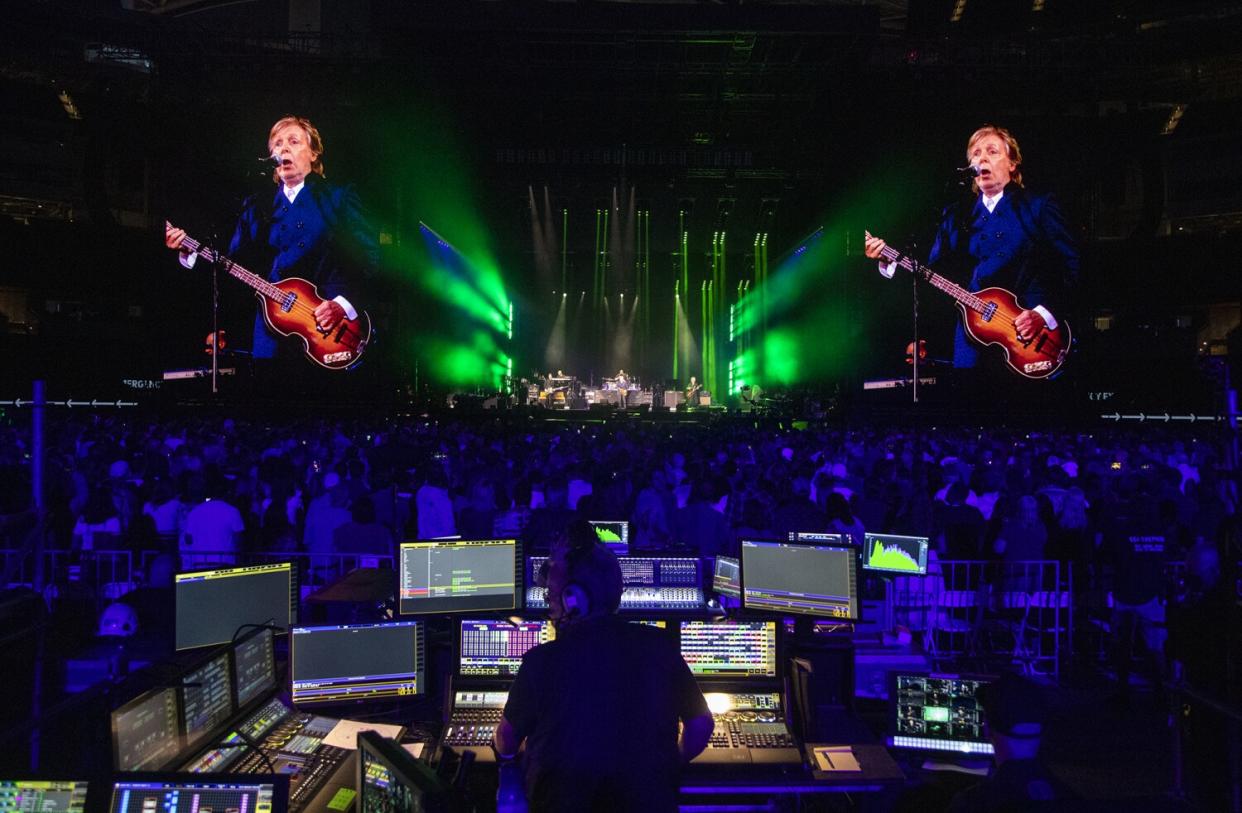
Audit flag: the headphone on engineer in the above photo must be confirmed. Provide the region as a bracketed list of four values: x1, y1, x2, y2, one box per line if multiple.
[542, 520, 621, 626]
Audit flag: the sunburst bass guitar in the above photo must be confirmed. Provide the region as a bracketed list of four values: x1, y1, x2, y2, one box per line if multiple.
[169, 224, 371, 371]
[865, 231, 1071, 379]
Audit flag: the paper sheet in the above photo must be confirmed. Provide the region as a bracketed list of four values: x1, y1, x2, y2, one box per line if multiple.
[322, 718, 405, 750]
[813, 746, 862, 772]
[402, 742, 425, 759]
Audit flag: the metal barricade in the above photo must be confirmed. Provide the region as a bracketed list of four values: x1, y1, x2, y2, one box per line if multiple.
[893, 559, 1068, 678]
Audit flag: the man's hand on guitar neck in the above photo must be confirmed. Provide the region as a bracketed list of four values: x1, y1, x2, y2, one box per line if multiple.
[164, 221, 189, 253]
[864, 231, 898, 278]
[863, 231, 888, 260]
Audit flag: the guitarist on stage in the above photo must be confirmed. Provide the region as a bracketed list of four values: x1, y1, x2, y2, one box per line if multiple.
[165, 115, 378, 363]
[864, 125, 1079, 372]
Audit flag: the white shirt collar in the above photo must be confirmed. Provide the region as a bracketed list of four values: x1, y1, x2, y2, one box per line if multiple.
[981, 188, 1004, 213]
[283, 181, 305, 203]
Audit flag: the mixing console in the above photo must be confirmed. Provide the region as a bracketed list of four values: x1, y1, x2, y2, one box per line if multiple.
[182, 699, 351, 812]
[526, 556, 704, 611]
[440, 691, 509, 763]
[694, 693, 802, 766]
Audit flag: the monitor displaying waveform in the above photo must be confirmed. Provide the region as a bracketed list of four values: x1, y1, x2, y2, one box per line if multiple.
[862, 534, 929, 575]
[589, 520, 629, 554]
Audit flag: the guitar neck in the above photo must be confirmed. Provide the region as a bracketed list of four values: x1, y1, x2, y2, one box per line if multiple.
[180, 236, 285, 302]
[878, 245, 987, 315]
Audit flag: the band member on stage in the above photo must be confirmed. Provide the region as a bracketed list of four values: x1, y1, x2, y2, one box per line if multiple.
[739, 382, 764, 413]
[165, 115, 378, 360]
[616, 369, 630, 408]
[864, 125, 1079, 370]
[685, 376, 702, 404]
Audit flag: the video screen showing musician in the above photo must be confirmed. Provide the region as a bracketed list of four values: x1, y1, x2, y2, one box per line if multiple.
[165, 115, 378, 370]
[865, 125, 1079, 379]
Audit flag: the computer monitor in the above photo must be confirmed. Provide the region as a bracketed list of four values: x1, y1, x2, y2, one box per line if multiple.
[232, 626, 277, 709]
[788, 531, 848, 546]
[890, 671, 995, 755]
[588, 520, 629, 554]
[740, 539, 859, 620]
[712, 556, 740, 598]
[862, 533, 930, 575]
[290, 620, 425, 704]
[174, 562, 297, 651]
[111, 688, 182, 772]
[679, 620, 777, 679]
[356, 732, 448, 813]
[458, 619, 554, 679]
[0, 780, 90, 813]
[398, 539, 520, 615]
[108, 775, 287, 813]
[181, 651, 235, 751]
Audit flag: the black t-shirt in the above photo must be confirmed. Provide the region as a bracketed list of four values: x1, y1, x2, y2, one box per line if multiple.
[938, 503, 987, 559]
[1105, 523, 1168, 606]
[502, 615, 710, 813]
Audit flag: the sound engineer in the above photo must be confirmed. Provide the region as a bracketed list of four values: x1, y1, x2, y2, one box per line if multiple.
[493, 524, 714, 811]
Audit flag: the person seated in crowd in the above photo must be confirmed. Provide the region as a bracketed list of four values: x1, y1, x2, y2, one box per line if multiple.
[494, 523, 714, 811]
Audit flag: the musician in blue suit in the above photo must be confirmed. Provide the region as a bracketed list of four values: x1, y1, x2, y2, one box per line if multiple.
[167, 115, 378, 360]
[866, 125, 1079, 370]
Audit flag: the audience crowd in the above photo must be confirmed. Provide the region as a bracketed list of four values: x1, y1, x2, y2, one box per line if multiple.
[0, 415, 1235, 581]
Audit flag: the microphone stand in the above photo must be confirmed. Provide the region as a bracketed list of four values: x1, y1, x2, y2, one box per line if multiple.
[912, 170, 977, 406]
[911, 259, 919, 405]
[200, 232, 223, 397]
[212, 251, 220, 395]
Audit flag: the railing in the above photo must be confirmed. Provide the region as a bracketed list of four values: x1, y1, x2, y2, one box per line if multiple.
[3, 548, 395, 606]
[891, 559, 1069, 678]
[2, 548, 136, 602]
